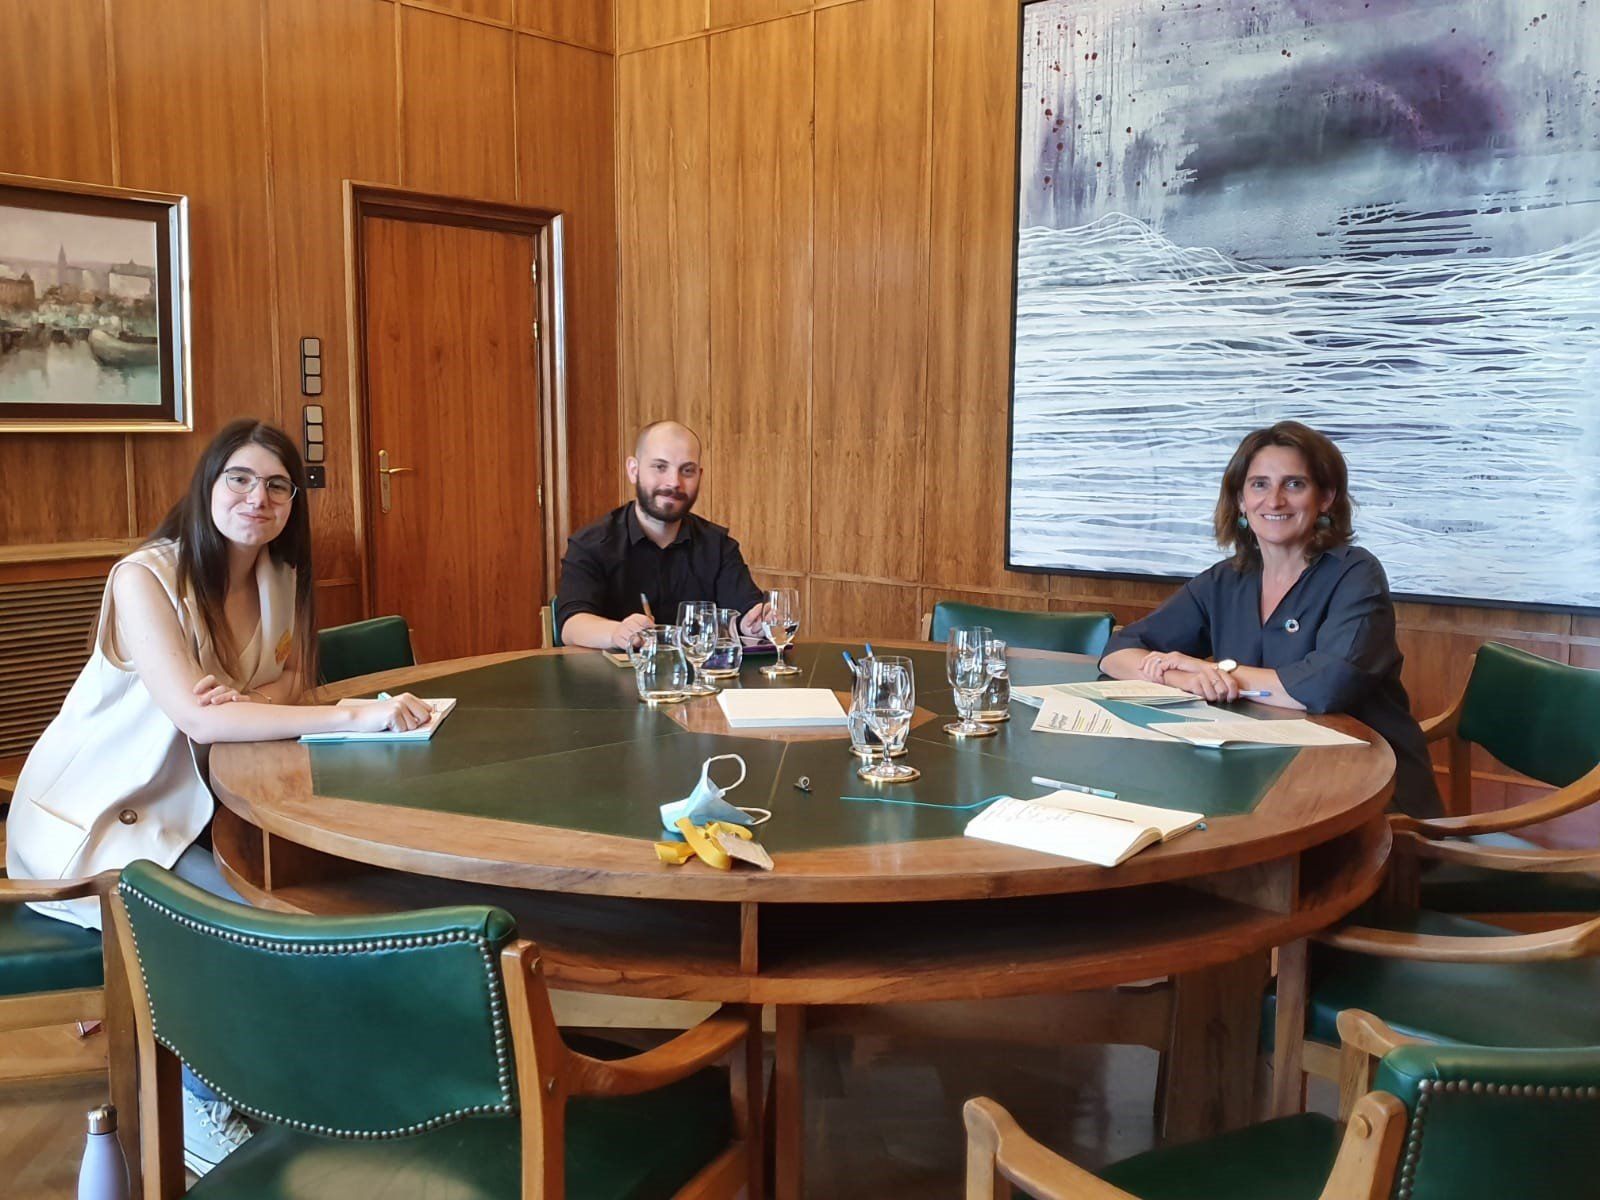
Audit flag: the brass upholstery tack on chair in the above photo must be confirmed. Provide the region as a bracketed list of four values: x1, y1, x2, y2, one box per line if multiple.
[923, 602, 1115, 656]
[967, 1018, 1600, 1200]
[316, 615, 416, 685]
[110, 860, 754, 1199]
[1401, 642, 1600, 915]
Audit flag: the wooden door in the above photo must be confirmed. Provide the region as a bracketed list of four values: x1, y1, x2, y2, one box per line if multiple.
[361, 215, 544, 661]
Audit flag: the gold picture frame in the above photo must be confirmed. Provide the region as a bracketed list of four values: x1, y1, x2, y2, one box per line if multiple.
[0, 172, 192, 434]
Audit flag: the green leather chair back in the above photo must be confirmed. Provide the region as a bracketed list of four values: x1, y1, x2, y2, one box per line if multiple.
[929, 601, 1114, 656]
[1456, 642, 1600, 787]
[548, 597, 563, 647]
[1375, 1041, 1600, 1200]
[317, 615, 415, 685]
[118, 860, 517, 1137]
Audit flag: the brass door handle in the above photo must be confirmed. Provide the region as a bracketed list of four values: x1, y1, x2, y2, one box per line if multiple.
[377, 449, 415, 514]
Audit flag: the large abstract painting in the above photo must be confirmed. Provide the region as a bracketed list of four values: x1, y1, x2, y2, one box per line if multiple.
[1008, 0, 1600, 610]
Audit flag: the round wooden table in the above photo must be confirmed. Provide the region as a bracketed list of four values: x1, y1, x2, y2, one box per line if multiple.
[210, 640, 1393, 1198]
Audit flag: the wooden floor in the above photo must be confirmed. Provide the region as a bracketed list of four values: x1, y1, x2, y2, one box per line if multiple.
[0, 1022, 1333, 1199]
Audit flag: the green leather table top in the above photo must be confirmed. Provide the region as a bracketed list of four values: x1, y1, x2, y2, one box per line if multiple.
[303, 643, 1297, 856]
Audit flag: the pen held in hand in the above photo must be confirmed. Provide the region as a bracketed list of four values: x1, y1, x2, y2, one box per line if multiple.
[1237, 689, 1272, 699]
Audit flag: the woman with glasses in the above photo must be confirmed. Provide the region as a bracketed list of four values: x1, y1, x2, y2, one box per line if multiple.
[4, 418, 430, 1173]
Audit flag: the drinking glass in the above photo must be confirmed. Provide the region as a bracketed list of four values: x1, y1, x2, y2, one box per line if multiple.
[857, 656, 919, 783]
[701, 606, 745, 678]
[632, 626, 690, 704]
[760, 587, 802, 678]
[847, 657, 904, 759]
[974, 637, 1012, 722]
[945, 626, 997, 737]
[676, 600, 720, 695]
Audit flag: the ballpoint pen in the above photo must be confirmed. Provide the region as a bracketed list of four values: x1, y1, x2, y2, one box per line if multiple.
[639, 592, 655, 620]
[842, 650, 858, 674]
[1030, 773, 1119, 800]
[1237, 689, 1272, 699]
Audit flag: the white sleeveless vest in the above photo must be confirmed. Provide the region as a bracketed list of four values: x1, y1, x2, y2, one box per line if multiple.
[5, 540, 297, 929]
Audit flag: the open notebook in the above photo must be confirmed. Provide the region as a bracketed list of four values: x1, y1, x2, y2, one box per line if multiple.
[965, 792, 1204, 868]
[299, 698, 457, 744]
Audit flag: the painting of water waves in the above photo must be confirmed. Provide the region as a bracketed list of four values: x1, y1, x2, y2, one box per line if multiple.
[1011, 214, 1600, 606]
[1010, 0, 1600, 610]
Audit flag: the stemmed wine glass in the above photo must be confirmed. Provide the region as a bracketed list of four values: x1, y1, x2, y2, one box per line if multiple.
[760, 587, 802, 678]
[945, 626, 998, 738]
[676, 600, 720, 695]
[857, 656, 920, 783]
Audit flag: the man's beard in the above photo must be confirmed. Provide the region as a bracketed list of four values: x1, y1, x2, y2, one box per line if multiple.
[636, 481, 694, 523]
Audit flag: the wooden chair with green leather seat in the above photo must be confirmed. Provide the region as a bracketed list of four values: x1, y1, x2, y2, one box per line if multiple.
[1268, 821, 1600, 1114]
[921, 601, 1116, 656]
[0, 869, 140, 1171]
[968, 1009, 1600, 1200]
[316, 615, 416, 685]
[1401, 641, 1600, 918]
[540, 599, 563, 649]
[109, 859, 757, 1199]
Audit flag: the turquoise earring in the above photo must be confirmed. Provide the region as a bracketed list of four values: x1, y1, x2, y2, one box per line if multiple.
[1236, 515, 1249, 531]
[1316, 513, 1332, 530]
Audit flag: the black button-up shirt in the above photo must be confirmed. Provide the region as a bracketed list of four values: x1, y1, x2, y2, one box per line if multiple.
[1102, 544, 1441, 818]
[554, 503, 765, 633]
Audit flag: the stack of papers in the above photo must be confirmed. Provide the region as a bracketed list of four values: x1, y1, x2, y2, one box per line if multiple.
[1014, 680, 1196, 709]
[716, 688, 848, 728]
[1147, 718, 1366, 748]
[966, 793, 1205, 867]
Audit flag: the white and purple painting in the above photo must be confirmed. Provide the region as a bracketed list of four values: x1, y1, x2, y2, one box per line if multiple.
[1008, 0, 1600, 610]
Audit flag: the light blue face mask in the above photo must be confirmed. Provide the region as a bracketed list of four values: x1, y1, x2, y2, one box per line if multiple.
[659, 753, 770, 832]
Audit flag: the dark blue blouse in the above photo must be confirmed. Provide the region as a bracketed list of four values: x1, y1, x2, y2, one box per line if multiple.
[1102, 545, 1440, 817]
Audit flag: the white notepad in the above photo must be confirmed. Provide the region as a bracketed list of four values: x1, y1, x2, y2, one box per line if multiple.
[965, 795, 1204, 868]
[299, 698, 457, 743]
[1148, 717, 1366, 748]
[715, 688, 848, 728]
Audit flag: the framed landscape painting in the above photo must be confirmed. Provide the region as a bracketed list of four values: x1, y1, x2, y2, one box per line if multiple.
[0, 173, 191, 433]
[1006, 0, 1600, 612]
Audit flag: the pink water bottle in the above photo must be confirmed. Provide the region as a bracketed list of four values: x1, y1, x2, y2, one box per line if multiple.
[78, 1105, 130, 1200]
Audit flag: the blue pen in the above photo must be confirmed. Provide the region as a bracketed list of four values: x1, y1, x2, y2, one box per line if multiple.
[842, 650, 858, 674]
[1030, 774, 1119, 800]
[864, 642, 875, 658]
[1238, 689, 1272, 699]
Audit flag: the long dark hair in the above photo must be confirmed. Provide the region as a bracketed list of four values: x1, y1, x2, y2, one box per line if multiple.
[150, 418, 317, 683]
[1213, 421, 1354, 570]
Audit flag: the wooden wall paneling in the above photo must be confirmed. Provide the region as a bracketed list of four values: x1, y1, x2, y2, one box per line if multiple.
[314, 582, 366, 630]
[617, 38, 712, 506]
[710, 0, 813, 29]
[920, 0, 1043, 596]
[264, 0, 399, 593]
[811, 0, 933, 582]
[1572, 616, 1600, 670]
[517, 0, 613, 50]
[0, 0, 130, 545]
[414, 0, 516, 26]
[515, 34, 619, 531]
[615, 0, 707, 52]
[809, 576, 921, 640]
[112, 0, 278, 532]
[708, 14, 813, 574]
[400, 7, 518, 202]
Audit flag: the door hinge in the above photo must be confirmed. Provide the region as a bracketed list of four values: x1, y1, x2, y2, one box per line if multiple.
[537, 483, 544, 507]
[531, 319, 540, 340]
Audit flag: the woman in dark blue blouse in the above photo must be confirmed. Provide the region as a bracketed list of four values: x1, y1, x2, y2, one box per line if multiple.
[1100, 421, 1441, 817]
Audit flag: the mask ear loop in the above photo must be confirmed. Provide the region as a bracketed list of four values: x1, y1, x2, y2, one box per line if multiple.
[737, 807, 772, 826]
[705, 753, 747, 792]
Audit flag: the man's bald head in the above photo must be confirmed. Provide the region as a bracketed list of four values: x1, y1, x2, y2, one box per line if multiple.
[627, 421, 703, 526]
[634, 420, 702, 461]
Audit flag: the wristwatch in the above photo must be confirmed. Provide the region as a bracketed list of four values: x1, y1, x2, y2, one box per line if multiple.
[1215, 659, 1239, 674]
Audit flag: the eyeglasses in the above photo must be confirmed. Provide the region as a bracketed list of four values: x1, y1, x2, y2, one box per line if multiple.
[222, 468, 297, 503]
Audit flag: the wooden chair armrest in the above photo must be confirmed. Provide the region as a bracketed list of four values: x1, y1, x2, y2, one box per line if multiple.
[964, 1097, 1138, 1200]
[566, 1007, 752, 1099]
[1417, 695, 1461, 742]
[1317, 1091, 1408, 1200]
[1318, 915, 1600, 962]
[1393, 828, 1600, 875]
[1393, 763, 1600, 839]
[1335, 1009, 1420, 1060]
[0, 870, 118, 904]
